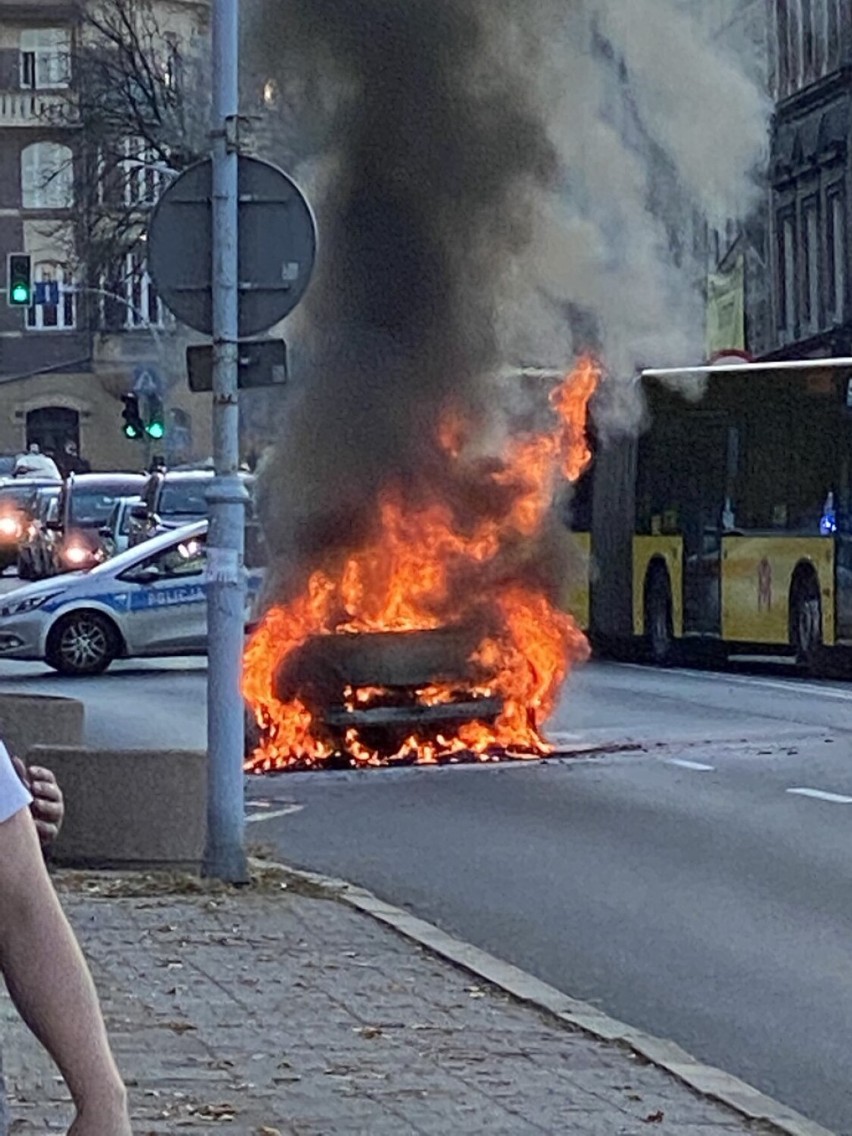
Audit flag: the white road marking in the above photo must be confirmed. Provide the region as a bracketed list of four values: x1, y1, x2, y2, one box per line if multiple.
[666, 758, 715, 771]
[246, 804, 305, 823]
[615, 662, 852, 703]
[786, 788, 852, 804]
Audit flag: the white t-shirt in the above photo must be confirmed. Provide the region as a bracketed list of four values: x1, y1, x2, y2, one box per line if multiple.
[13, 452, 61, 480]
[0, 742, 31, 824]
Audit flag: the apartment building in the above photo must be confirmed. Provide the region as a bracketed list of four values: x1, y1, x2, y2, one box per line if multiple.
[766, 0, 850, 358]
[0, 0, 212, 470]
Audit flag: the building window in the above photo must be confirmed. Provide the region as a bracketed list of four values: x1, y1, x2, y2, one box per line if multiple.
[21, 142, 73, 210]
[120, 138, 166, 208]
[26, 264, 75, 330]
[781, 0, 795, 94]
[20, 28, 70, 90]
[826, 0, 840, 70]
[788, 0, 802, 91]
[99, 251, 163, 330]
[827, 189, 846, 324]
[812, 0, 825, 76]
[803, 198, 820, 333]
[775, 0, 804, 95]
[801, 0, 815, 81]
[778, 212, 797, 332]
[161, 34, 181, 89]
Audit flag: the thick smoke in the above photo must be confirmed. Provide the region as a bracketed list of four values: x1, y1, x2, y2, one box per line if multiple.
[245, 0, 768, 600]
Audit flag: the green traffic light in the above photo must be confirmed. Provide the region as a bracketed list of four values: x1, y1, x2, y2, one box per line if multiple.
[11, 284, 29, 305]
[123, 424, 141, 439]
[146, 421, 165, 440]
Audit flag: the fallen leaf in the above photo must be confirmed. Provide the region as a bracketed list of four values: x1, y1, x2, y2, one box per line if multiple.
[189, 1102, 237, 1121]
[165, 1021, 198, 1034]
[643, 1110, 664, 1124]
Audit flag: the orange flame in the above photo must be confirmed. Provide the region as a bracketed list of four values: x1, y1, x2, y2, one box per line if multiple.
[243, 356, 600, 771]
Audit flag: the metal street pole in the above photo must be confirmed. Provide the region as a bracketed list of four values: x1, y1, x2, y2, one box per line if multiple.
[203, 0, 249, 881]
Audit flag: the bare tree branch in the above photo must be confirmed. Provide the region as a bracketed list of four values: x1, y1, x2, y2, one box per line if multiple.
[40, 0, 209, 330]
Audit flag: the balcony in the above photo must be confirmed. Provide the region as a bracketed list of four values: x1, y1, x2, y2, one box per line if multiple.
[0, 90, 76, 127]
[0, 1, 76, 14]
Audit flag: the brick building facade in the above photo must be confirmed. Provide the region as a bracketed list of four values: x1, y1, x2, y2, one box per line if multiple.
[765, 0, 850, 359]
[0, 0, 213, 472]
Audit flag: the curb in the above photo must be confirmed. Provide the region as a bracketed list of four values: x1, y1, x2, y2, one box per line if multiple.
[251, 857, 836, 1136]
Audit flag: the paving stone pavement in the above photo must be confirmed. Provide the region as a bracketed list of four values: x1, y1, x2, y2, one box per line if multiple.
[3, 872, 777, 1136]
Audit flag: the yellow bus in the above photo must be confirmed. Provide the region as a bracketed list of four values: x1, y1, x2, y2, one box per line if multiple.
[587, 358, 852, 672]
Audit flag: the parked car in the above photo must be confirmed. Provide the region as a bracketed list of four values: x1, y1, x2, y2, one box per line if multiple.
[98, 495, 143, 559]
[0, 478, 62, 573]
[0, 521, 265, 676]
[17, 485, 61, 580]
[127, 468, 255, 547]
[35, 472, 148, 578]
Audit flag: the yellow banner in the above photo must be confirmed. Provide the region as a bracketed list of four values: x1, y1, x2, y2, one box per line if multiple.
[706, 254, 744, 357]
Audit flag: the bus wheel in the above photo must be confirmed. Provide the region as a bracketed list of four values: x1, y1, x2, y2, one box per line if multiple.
[645, 566, 675, 666]
[791, 574, 823, 669]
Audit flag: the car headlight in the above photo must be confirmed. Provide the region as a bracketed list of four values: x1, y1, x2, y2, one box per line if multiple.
[63, 544, 92, 566]
[0, 591, 63, 618]
[0, 516, 20, 539]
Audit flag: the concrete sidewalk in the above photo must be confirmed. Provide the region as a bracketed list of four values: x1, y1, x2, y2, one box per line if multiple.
[4, 867, 781, 1135]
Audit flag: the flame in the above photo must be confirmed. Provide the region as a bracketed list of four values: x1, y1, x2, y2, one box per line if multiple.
[243, 356, 600, 771]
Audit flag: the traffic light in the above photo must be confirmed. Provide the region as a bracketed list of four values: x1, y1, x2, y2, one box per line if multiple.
[121, 393, 145, 440]
[7, 253, 32, 307]
[145, 394, 165, 440]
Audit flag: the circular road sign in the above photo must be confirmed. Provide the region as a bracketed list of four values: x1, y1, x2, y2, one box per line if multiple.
[147, 156, 317, 338]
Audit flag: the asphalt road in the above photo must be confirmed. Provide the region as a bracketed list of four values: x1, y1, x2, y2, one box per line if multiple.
[6, 652, 852, 1131]
[0, 658, 207, 749]
[244, 662, 852, 1135]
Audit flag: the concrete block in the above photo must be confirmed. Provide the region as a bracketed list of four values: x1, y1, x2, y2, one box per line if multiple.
[0, 693, 83, 758]
[25, 746, 207, 870]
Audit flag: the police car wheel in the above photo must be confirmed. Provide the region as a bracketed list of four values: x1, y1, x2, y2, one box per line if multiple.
[46, 611, 119, 676]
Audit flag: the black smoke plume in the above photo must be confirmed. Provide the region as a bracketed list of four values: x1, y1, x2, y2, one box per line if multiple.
[249, 1, 562, 603]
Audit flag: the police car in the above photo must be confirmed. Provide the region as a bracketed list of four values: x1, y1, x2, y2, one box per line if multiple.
[0, 521, 264, 676]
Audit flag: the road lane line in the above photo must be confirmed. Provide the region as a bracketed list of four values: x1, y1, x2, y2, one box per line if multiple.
[786, 787, 852, 804]
[246, 805, 305, 823]
[666, 758, 715, 771]
[614, 662, 852, 702]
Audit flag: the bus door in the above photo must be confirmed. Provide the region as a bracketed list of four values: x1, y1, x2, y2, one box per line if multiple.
[835, 420, 852, 642]
[681, 418, 733, 638]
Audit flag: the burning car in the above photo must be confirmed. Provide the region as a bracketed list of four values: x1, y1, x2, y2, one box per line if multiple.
[243, 361, 598, 771]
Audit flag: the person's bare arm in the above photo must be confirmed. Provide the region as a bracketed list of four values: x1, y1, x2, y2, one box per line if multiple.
[0, 807, 130, 1135]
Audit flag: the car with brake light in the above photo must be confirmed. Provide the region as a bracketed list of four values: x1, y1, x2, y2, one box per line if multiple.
[17, 485, 61, 579]
[38, 472, 147, 578]
[0, 478, 62, 573]
[0, 520, 265, 675]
